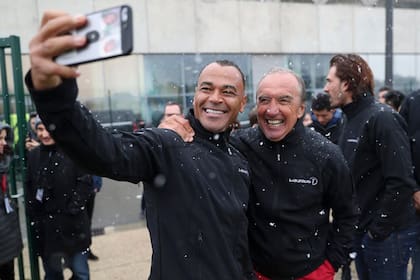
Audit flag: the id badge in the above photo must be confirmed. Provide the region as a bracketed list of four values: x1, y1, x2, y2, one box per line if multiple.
[4, 197, 14, 214]
[36, 188, 44, 202]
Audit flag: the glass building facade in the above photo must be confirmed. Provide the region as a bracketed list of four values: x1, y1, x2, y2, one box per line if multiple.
[74, 52, 420, 127]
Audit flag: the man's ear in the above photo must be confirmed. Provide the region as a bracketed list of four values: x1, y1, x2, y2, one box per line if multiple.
[239, 95, 247, 113]
[297, 103, 305, 118]
[341, 80, 349, 93]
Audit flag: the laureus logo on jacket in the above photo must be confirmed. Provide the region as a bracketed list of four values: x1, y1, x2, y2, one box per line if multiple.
[288, 177, 319, 186]
[238, 168, 249, 176]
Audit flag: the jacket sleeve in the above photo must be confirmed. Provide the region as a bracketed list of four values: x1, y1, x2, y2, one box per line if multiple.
[324, 147, 359, 271]
[367, 110, 417, 240]
[25, 73, 166, 184]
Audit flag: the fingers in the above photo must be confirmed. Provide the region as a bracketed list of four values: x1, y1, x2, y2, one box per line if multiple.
[29, 11, 88, 90]
[40, 10, 72, 27]
[413, 191, 420, 210]
[159, 116, 195, 142]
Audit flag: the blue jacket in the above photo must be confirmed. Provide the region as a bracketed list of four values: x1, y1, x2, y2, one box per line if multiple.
[310, 109, 345, 144]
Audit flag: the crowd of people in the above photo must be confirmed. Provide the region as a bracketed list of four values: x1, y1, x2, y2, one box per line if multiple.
[1, 8, 420, 280]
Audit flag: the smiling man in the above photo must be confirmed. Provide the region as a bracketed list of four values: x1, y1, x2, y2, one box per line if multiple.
[230, 68, 358, 280]
[24, 10, 255, 280]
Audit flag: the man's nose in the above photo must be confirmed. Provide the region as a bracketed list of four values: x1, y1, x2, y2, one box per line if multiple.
[208, 90, 223, 103]
[266, 101, 280, 115]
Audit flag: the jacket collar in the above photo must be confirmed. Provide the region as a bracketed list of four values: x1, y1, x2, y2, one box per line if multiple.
[186, 109, 231, 149]
[342, 93, 374, 120]
[40, 143, 57, 152]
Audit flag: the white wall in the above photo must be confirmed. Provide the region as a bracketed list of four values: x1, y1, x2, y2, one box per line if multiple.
[1, 0, 419, 54]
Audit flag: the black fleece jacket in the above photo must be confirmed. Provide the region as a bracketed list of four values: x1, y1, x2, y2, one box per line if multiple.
[26, 144, 92, 257]
[25, 75, 255, 280]
[400, 90, 420, 187]
[339, 94, 418, 240]
[232, 122, 358, 279]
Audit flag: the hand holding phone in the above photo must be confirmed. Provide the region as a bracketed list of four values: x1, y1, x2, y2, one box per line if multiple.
[55, 5, 133, 66]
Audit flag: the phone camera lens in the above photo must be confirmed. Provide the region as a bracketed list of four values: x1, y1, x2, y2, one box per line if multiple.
[86, 31, 100, 43]
[121, 7, 128, 22]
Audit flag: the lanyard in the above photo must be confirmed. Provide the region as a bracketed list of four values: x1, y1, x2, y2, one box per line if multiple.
[1, 174, 7, 194]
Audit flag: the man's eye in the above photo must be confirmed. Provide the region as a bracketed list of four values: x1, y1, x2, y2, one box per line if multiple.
[223, 91, 236, 96]
[277, 98, 292, 105]
[258, 98, 270, 104]
[200, 87, 211, 92]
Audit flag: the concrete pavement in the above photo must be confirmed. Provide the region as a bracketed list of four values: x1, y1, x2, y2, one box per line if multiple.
[88, 222, 152, 279]
[18, 221, 152, 280]
[17, 219, 366, 280]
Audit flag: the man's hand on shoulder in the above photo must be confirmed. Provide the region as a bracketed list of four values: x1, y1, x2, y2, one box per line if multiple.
[158, 115, 194, 142]
[413, 190, 420, 212]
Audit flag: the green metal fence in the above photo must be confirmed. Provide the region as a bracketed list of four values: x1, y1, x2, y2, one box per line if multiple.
[0, 35, 40, 280]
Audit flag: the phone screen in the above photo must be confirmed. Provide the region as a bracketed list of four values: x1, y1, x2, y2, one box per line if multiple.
[55, 5, 132, 66]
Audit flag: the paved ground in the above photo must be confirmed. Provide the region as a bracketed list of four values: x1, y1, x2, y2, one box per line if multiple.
[17, 221, 152, 280]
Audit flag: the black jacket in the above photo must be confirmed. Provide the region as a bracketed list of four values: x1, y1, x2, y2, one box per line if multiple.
[232, 122, 358, 279]
[339, 94, 417, 240]
[26, 76, 255, 280]
[26, 144, 92, 257]
[399, 90, 420, 187]
[0, 123, 23, 265]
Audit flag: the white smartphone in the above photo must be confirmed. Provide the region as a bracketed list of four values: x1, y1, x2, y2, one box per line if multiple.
[55, 5, 133, 66]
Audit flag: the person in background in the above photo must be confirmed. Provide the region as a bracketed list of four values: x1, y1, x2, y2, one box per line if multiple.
[248, 106, 258, 128]
[376, 86, 391, 104]
[302, 111, 313, 127]
[25, 112, 40, 151]
[383, 89, 405, 111]
[0, 122, 23, 280]
[324, 53, 418, 280]
[399, 90, 420, 280]
[25, 13, 255, 278]
[86, 175, 102, 261]
[26, 120, 93, 280]
[309, 92, 345, 144]
[161, 101, 183, 122]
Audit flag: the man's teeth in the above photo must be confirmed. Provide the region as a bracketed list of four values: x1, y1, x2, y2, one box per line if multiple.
[267, 119, 284, 125]
[205, 109, 224, 114]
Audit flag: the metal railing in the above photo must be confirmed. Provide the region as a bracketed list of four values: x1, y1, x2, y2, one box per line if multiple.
[0, 35, 40, 280]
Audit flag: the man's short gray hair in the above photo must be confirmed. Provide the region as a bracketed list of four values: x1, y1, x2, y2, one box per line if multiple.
[257, 68, 306, 102]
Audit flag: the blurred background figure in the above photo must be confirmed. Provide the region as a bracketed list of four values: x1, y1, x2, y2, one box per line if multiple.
[0, 122, 23, 280]
[248, 106, 258, 128]
[309, 92, 345, 144]
[25, 113, 40, 151]
[86, 175, 103, 261]
[27, 112, 39, 140]
[26, 120, 93, 280]
[161, 101, 183, 122]
[383, 89, 405, 111]
[399, 90, 420, 280]
[302, 111, 313, 127]
[376, 86, 391, 104]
